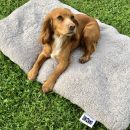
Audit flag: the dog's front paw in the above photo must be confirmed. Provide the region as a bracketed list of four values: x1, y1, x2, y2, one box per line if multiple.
[79, 55, 90, 64]
[42, 81, 55, 93]
[27, 69, 37, 81]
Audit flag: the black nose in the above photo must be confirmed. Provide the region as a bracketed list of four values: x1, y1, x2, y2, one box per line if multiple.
[69, 25, 75, 31]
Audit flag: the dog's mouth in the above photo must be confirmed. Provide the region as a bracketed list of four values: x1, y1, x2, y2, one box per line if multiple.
[60, 29, 76, 37]
[65, 31, 75, 36]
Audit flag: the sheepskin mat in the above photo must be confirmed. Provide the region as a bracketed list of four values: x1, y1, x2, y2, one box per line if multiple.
[0, 0, 130, 129]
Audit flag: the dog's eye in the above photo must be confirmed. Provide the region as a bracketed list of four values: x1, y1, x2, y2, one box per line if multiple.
[57, 15, 63, 21]
[71, 15, 74, 20]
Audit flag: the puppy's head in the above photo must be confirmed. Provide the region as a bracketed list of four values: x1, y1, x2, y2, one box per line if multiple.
[39, 8, 78, 44]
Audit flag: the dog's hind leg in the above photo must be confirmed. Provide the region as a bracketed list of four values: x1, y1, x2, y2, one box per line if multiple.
[79, 24, 98, 64]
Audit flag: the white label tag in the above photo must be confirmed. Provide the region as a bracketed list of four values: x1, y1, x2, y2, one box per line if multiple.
[80, 113, 96, 128]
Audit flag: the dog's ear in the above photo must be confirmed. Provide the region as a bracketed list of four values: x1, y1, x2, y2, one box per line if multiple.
[73, 15, 79, 26]
[39, 15, 53, 44]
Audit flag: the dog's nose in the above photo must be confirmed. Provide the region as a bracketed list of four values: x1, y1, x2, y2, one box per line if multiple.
[69, 25, 75, 31]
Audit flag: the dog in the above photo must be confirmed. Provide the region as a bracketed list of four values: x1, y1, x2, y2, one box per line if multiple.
[27, 8, 100, 93]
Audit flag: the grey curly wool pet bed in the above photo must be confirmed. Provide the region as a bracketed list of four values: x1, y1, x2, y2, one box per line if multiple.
[0, 0, 130, 129]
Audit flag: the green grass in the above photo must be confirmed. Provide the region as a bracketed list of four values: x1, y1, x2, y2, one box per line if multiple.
[0, 0, 130, 130]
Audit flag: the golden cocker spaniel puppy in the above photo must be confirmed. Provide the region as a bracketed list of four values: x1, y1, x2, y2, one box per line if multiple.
[27, 8, 100, 93]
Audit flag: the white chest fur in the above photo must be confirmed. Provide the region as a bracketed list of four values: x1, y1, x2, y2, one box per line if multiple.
[51, 35, 65, 58]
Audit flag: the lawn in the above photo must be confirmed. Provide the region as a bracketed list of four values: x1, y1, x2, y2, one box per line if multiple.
[0, 0, 130, 130]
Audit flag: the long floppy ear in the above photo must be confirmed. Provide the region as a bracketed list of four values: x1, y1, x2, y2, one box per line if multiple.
[39, 15, 53, 44]
[73, 15, 79, 26]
